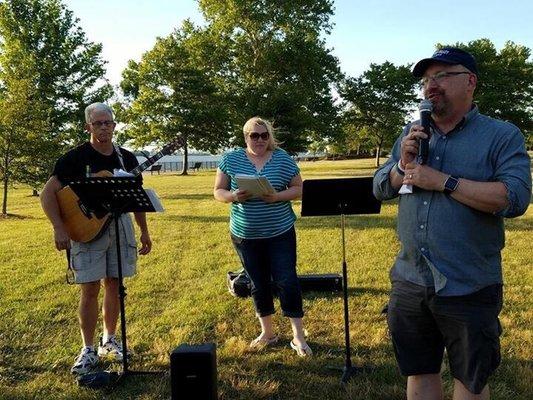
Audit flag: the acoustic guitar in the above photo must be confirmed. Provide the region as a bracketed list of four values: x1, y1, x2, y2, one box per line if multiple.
[56, 137, 184, 243]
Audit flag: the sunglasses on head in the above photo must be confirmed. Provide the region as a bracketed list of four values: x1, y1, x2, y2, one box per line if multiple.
[248, 131, 269, 141]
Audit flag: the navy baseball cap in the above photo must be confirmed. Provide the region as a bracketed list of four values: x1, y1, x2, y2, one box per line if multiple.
[413, 47, 478, 78]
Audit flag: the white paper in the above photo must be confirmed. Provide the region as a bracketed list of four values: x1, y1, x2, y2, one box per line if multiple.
[144, 188, 164, 212]
[113, 168, 134, 177]
[399, 184, 413, 194]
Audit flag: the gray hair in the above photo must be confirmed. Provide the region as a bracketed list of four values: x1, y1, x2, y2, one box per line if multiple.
[85, 102, 114, 123]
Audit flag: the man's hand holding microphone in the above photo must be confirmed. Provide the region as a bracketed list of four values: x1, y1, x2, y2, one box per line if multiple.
[397, 100, 449, 193]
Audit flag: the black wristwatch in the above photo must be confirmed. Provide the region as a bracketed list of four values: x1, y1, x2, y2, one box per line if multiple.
[443, 175, 460, 194]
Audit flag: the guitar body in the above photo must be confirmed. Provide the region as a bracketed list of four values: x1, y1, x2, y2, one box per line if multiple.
[55, 137, 184, 243]
[56, 170, 113, 243]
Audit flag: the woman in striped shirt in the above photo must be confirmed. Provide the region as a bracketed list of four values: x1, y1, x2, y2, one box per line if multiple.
[214, 117, 312, 357]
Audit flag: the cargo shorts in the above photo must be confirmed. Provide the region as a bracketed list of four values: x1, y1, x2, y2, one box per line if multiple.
[70, 214, 138, 283]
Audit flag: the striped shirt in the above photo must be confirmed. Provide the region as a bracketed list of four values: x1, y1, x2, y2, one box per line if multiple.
[218, 148, 300, 239]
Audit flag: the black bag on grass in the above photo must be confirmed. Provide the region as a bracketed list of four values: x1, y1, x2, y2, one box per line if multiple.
[227, 270, 251, 298]
[77, 371, 118, 389]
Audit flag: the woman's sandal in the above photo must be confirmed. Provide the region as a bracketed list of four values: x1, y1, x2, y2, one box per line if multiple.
[249, 335, 279, 349]
[290, 340, 313, 357]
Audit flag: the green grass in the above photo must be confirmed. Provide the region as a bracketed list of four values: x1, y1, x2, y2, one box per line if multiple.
[0, 159, 531, 399]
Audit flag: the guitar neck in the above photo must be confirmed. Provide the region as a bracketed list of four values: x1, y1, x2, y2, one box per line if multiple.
[129, 150, 167, 176]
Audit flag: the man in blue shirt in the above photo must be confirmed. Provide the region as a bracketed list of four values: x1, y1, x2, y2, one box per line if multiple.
[373, 48, 531, 400]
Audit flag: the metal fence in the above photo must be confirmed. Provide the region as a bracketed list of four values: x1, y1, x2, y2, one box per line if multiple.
[154, 160, 220, 172]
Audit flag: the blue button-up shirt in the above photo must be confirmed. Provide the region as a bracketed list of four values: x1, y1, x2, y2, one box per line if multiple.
[373, 106, 531, 296]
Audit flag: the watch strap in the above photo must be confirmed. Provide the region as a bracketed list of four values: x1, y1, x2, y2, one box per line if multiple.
[395, 160, 405, 176]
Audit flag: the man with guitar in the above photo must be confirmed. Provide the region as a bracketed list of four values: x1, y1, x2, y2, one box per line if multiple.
[40, 102, 152, 375]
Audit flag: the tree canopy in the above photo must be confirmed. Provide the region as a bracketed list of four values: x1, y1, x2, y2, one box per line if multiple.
[340, 62, 418, 165]
[438, 39, 533, 144]
[196, 0, 342, 152]
[0, 0, 110, 213]
[119, 21, 230, 174]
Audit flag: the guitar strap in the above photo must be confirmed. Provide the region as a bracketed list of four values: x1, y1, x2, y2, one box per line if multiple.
[65, 249, 75, 284]
[112, 142, 127, 170]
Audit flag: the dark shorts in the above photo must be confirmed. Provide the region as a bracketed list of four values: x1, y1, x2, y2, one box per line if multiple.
[387, 280, 503, 394]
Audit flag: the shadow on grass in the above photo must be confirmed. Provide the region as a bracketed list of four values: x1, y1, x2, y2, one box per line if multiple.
[298, 215, 397, 230]
[161, 214, 229, 223]
[218, 341, 399, 400]
[505, 217, 533, 231]
[160, 193, 214, 201]
[302, 287, 390, 301]
[0, 213, 36, 220]
[158, 213, 398, 231]
[0, 363, 49, 386]
[303, 171, 377, 177]
[96, 371, 170, 399]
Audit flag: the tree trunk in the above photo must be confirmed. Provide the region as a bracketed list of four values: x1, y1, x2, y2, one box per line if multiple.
[180, 139, 189, 175]
[2, 150, 8, 215]
[2, 176, 7, 216]
[375, 137, 384, 167]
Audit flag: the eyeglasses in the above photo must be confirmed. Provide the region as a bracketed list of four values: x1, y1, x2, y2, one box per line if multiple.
[248, 131, 269, 141]
[90, 120, 116, 128]
[421, 71, 471, 86]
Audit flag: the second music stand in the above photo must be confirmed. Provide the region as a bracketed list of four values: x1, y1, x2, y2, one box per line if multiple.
[301, 177, 381, 383]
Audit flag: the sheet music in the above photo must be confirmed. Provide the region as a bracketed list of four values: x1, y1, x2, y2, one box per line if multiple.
[113, 168, 135, 177]
[144, 189, 164, 212]
[235, 174, 275, 197]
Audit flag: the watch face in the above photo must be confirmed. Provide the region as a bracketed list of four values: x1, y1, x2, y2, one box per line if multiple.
[445, 176, 459, 193]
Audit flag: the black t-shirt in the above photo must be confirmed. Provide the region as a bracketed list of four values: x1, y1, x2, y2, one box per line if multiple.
[52, 142, 141, 185]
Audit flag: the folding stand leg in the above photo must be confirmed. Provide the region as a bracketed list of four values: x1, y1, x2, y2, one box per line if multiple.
[327, 213, 365, 383]
[339, 213, 360, 383]
[112, 212, 162, 385]
[114, 213, 130, 376]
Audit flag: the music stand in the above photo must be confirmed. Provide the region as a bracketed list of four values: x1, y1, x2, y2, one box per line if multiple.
[68, 176, 163, 385]
[301, 177, 381, 383]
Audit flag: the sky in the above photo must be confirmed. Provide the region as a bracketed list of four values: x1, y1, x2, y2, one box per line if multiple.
[64, 0, 533, 87]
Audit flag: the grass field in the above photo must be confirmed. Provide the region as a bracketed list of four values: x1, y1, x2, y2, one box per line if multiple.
[0, 159, 531, 400]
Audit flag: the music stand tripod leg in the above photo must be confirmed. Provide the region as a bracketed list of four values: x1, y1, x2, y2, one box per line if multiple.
[325, 213, 358, 382]
[340, 212, 359, 382]
[114, 212, 130, 376]
[112, 211, 162, 384]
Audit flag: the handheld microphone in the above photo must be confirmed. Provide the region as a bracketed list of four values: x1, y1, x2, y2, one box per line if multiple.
[416, 99, 432, 164]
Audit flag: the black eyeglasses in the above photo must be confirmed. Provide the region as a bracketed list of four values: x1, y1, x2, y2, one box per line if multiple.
[248, 131, 269, 141]
[90, 120, 116, 128]
[421, 71, 471, 86]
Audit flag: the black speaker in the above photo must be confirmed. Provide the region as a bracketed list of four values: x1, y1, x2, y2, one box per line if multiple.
[170, 343, 217, 400]
[298, 273, 343, 292]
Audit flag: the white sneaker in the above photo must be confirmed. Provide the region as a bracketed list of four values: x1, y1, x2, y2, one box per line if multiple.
[98, 336, 124, 361]
[71, 347, 98, 375]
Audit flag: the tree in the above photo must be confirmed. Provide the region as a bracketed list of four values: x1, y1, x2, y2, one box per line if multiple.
[0, 0, 112, 205]
[340, 62, 418, 166]
[197, 0, 342, 153]
[119, 21, 231, 175]
[0, 41, 48, 214]
[437, 39, 533, 145]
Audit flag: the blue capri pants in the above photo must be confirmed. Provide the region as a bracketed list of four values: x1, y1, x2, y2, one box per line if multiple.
[230, 226, 304, 318]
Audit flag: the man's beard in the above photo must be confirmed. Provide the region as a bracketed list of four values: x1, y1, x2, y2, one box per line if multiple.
[427, 90, 450, 117]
